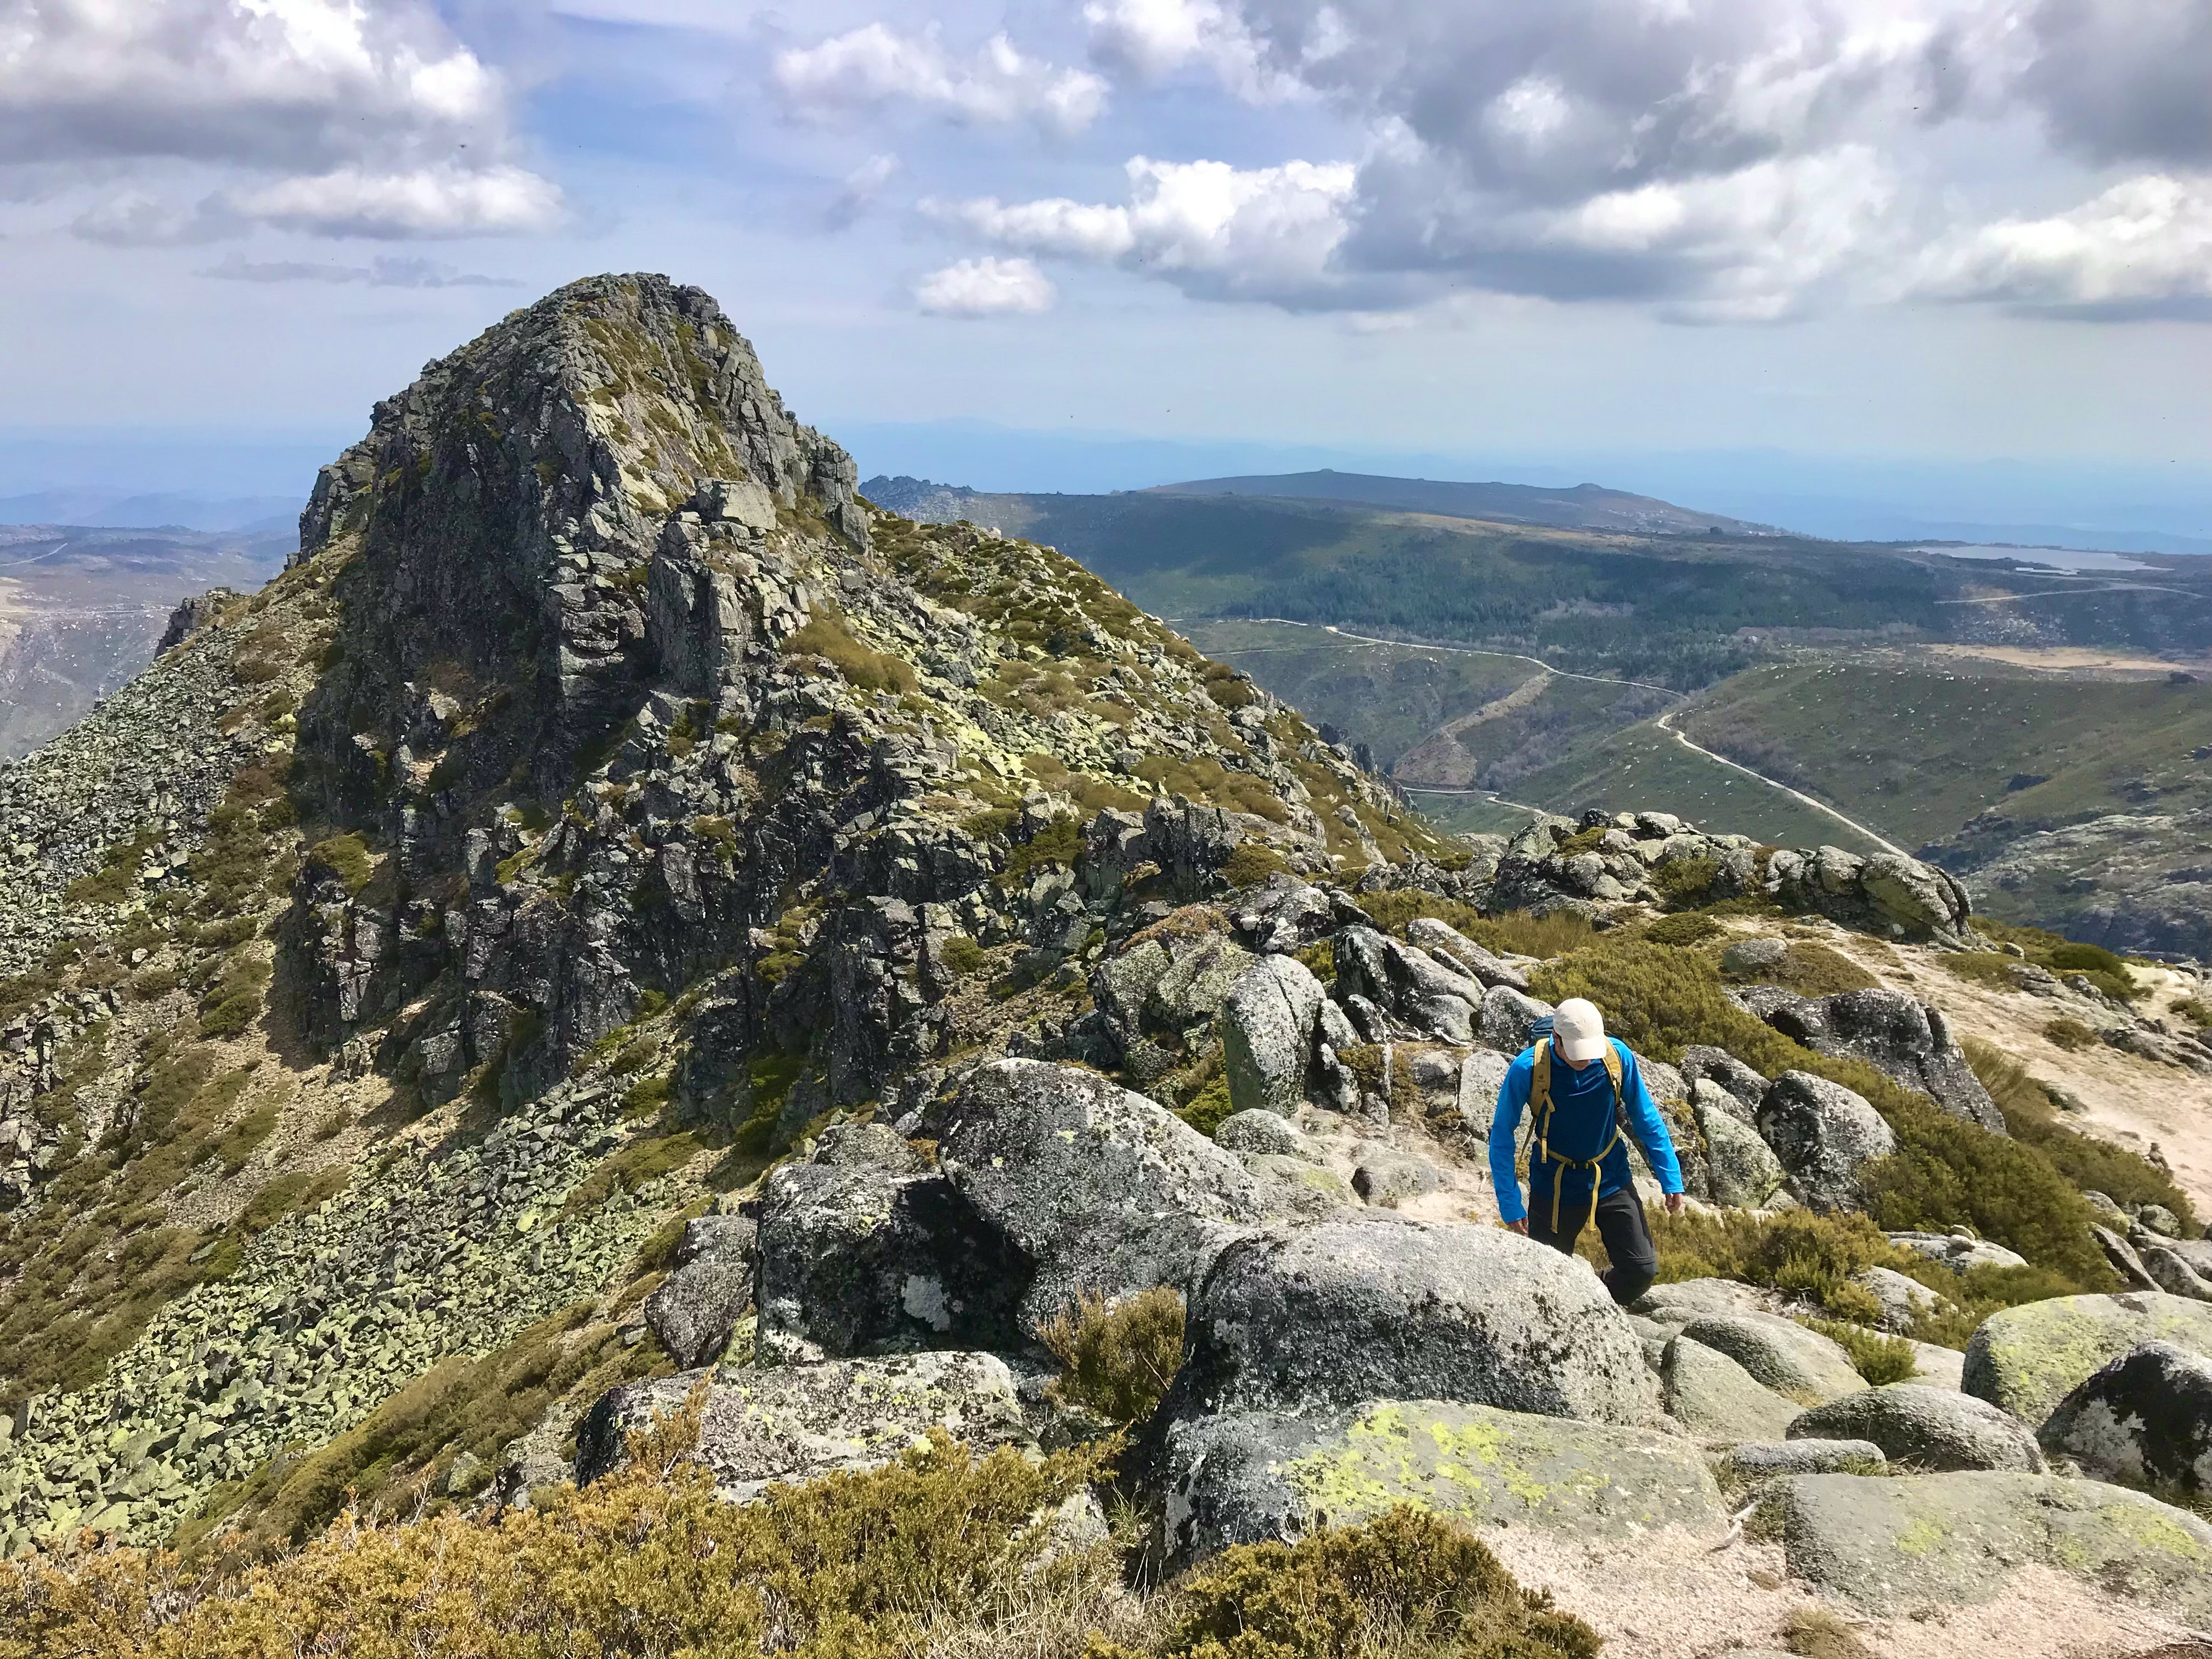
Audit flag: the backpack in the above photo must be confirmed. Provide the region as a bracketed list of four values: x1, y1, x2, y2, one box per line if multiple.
[1526, 1035, 1626, 1232]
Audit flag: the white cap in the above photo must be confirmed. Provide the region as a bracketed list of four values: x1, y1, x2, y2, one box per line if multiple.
[1552, 997, 1607, 1064]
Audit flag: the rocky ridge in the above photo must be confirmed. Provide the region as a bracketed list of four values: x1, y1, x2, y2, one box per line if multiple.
[2, 274, 2209, 1654]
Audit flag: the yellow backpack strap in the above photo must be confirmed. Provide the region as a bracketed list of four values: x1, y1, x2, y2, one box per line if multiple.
[1531, 1039, 1553, 1156]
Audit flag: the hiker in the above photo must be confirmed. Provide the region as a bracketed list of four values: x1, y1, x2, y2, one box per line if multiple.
[1488, 996, 1684, 1305]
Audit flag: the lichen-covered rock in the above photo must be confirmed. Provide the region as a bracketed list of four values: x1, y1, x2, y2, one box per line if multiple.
[1963, 1292, 2212, 1424]
[1163, 1214, 1658, 1425]
[1680, 1045, 1767, 1114]
[1455, 1048, 1512, 1139]
[1480, 984, 1554, 1052]
[1635, 1277, 1771, 1324]
[1403, 917, 1529, 993]
[938, 1059, 1274, 1335]
[1218, 954, 1324, 1116]
[1789, 1383, 2044, 1472]
[753, 1150, 1024, 1362]
[2039, 1340, 2212, 1496]
[645, 1214, 758, 1369]
[1659, 1335, 1805, 1441]
[1852, 1265, 1950, 1333]
[1697, 1097, 1790, 1209]
[1726, 1439, 1881, 1476]
[1158, 1398, 1726, 1567]
[1679, 1312, 1866, 1406]
[1889, 1231, 2028, 1274]
[1755, 1071, 1897, 1213]
[574, 1351, 1030, 1500]
[1764, 1470, 2212, 1620]
[1214, 1109, 1317, 1159]
[1350, 1142, 1443, 1208]
[1754, 990, 2001, 1130]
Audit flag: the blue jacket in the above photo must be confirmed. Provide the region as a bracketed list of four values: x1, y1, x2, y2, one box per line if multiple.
[1488, 1038, 1684, 1226]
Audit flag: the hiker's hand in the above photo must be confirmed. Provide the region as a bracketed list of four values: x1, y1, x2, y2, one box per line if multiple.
[1504, 1218, 1528, 1235]
[1665, 1193, 1685, 1215]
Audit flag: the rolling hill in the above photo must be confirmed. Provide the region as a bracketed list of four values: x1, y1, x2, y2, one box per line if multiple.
[864, 471, 2212, 950]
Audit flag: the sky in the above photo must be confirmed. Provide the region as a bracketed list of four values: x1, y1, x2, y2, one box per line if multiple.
[1, 0, 2209, 543]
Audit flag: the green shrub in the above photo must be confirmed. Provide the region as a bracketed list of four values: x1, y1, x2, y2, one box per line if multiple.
[304, 833, 373, 895]
[2173, 997, 2212, 1030]
[2049, 941, 2128, 978]
[1351, 890, 1486, 939]
[1800, 1317, 1919, 1386]
[235, 1166, 348, 1237]
[996, 814, 1082, 891]
[1647, 1209, 1918, 1318]
[939, 934, 988, 978]
[212, 1102, 278, 1173]
[1458, 909, 1595, 960]
[1130, 1506, 1601, 1659]
[1858, 1097, 2113, 1289]
[1645, 913, 1722, 947]
[781, 605, 919, 697]
[2042, 1015, 2100, 1051]
[1221, 842, 1289, 889]
[1726, 942, 1877, 996]
[1040, 1286, 1186, 1425]
[1650, 856, 1720, 909]
[1966, 1039, 2198, 1234]
[1939, 952, 2020, 992]
[1176, 1066, 1234, 1137]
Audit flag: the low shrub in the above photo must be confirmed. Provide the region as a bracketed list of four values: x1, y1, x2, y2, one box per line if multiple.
[1645, 913, 1722, 947]
[12, 1408, 1118, 1657]
[2043, 1015, 2101, 1051]
[1458, 908, 1595, 961]
[1647, 1209, 1920, 1319]
[1351, 890, 1485, 940]
[1650, 855, 1721, 909]
[1122, 1506, 1602, 1659]
[939, 934, 988, 978]
[1040, 1286, 1186, 1425]
[1221, 842, 1289, 889]
[304, 833, 373, 896]
[1799, 1316, 1919, 1386]
[781, 605, 920, 697]
[1730, 943, 1877, 997]
[997, 815, 1083, 891]
[2173, 997, 2212, 1030]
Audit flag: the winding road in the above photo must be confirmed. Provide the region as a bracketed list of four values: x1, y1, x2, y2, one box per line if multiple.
[1214, 617, 1911, 855]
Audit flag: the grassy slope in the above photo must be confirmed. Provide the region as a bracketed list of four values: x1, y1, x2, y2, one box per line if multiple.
[1677, 660, 2212, 848]
[1184, 620, 1531, 768]
[1505, 719, 1895, 853]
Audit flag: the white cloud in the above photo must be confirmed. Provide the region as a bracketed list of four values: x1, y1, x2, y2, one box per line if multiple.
[932, 156, 1363, 306]
[2, 0, 560, 239]
[773, 24, 1108, 135]
[914, 255, 1057, 315]
[1910, 172, 2212, 318]
[1082, 0, 1291, 99]
[222, 165, 564, 238]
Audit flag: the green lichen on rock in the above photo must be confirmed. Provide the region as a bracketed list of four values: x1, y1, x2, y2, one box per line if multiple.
[1962, 1292, 2212, 1423]
[1768, 1470, 2212, 1619]
[1277, 1400, 1727, 1541]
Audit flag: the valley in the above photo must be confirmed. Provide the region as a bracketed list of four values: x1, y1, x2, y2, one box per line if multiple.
[868, 475, 2212, 955]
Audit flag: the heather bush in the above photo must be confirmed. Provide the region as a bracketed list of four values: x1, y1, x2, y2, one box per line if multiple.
[1041, 1288, 1186, 1426]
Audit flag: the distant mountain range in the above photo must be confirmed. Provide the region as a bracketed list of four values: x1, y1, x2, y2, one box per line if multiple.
[0, 488, 301, 533]
[864, 469, 1774, 538]
[1147, 469, 1779, 536]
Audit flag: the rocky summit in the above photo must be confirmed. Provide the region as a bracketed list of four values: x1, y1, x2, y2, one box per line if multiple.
[3, 274, 2211, 1658]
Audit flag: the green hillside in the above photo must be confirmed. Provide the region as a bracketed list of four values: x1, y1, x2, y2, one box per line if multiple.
[1498, 719, 1895, 854]
[1677, 659, 2212, 848]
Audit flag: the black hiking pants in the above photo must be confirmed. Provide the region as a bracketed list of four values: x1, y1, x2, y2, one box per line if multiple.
[1528, 1185, 1657, 1306]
